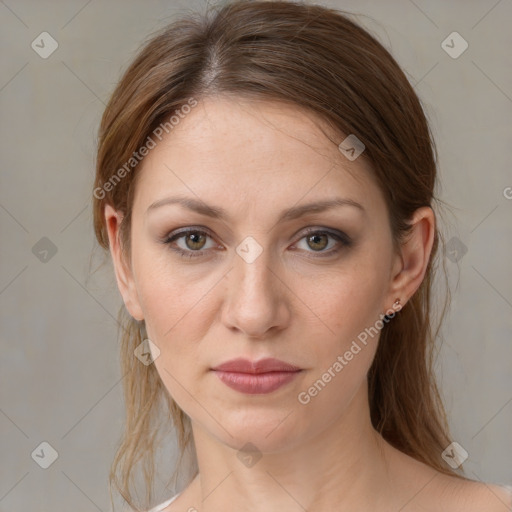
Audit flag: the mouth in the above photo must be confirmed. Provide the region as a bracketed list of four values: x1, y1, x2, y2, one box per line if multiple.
[211, 357, 302, 373]
[210, 357, 303, 394]
[212, 369, 302, 394]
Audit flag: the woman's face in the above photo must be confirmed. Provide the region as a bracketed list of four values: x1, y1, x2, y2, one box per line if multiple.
[108, 96, 405, 452]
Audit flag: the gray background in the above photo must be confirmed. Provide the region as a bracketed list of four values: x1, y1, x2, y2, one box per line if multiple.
[1, 0, 511, 510]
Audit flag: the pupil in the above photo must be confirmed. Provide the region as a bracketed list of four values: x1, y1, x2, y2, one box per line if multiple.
[187, 233, 205, 249]
[309, 234, 327, 251]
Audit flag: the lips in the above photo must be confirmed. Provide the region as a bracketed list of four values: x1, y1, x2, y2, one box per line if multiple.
[211, 358, 303, 394]
[211, 357, 301, 374]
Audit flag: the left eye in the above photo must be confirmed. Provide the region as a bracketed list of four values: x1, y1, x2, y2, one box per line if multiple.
[294, 231, 339, 253]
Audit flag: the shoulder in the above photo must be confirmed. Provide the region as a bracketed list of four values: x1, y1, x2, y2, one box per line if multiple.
[432, 475, 512, 512]
[466, 481, 512, 511]
[385, 443, 511, 511]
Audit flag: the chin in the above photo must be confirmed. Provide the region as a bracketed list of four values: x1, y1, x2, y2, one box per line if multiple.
[208, 407, 308, 454]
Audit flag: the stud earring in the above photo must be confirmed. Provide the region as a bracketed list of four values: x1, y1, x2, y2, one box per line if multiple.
[383, 298, 402, 322]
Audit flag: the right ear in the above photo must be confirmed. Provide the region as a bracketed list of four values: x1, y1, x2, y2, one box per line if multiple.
[104, 204, 144, 321]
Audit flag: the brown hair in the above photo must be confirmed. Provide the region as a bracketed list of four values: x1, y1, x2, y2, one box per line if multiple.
[92, 1, 462, 509]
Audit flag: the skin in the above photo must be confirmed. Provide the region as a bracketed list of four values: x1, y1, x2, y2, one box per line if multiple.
[104, 97, 511, 511]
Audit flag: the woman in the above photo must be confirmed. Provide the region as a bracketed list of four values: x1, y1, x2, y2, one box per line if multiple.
[92, 1, 512, 511]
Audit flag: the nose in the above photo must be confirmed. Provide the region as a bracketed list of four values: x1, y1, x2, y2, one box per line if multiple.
[221, 245, 291, 339]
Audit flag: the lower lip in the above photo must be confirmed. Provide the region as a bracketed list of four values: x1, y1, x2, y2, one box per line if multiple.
[212, 370, 302, 394]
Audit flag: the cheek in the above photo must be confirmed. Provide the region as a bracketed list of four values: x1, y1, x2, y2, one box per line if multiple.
[307, 263, 387, 347]
[134, 243, 215, 337]
[133, 257, 220, 398]
[139, 275, 210, 356]
[293, 272, 385, 424]
[141, 281, 210, 412]
[295, 264, 388, 413]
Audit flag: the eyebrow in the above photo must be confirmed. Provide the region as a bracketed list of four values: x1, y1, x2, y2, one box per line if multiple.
[146, 195, 365, 223]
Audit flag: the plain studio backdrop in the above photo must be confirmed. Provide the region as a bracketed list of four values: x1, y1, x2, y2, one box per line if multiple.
[0, 1, 511, 510]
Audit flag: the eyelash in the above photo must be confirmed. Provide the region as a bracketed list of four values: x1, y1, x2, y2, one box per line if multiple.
[162, 227, 352, 260]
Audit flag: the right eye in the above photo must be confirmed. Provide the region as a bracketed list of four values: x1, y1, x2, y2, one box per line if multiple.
[163, 228, 220, 258]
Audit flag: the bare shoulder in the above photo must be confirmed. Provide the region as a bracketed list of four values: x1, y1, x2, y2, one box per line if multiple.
[384, 444, 511, 511]
[459, 480, 512, 511]
[432, 474, 512, 512]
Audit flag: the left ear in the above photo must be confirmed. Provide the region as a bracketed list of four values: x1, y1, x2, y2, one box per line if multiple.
[385, 206, 436, 309]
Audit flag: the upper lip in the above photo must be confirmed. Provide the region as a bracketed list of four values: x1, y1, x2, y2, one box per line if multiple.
[211, 357, 302, 374]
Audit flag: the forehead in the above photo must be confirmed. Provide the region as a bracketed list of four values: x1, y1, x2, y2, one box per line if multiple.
[133, 96, 384, 220]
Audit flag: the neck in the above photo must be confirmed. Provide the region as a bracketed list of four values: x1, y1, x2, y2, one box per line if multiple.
[188, 381, 396, 511]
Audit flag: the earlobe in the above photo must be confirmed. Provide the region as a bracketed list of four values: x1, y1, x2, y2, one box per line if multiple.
[104, 204, 144, 321]
[386, 206, 435, 309]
